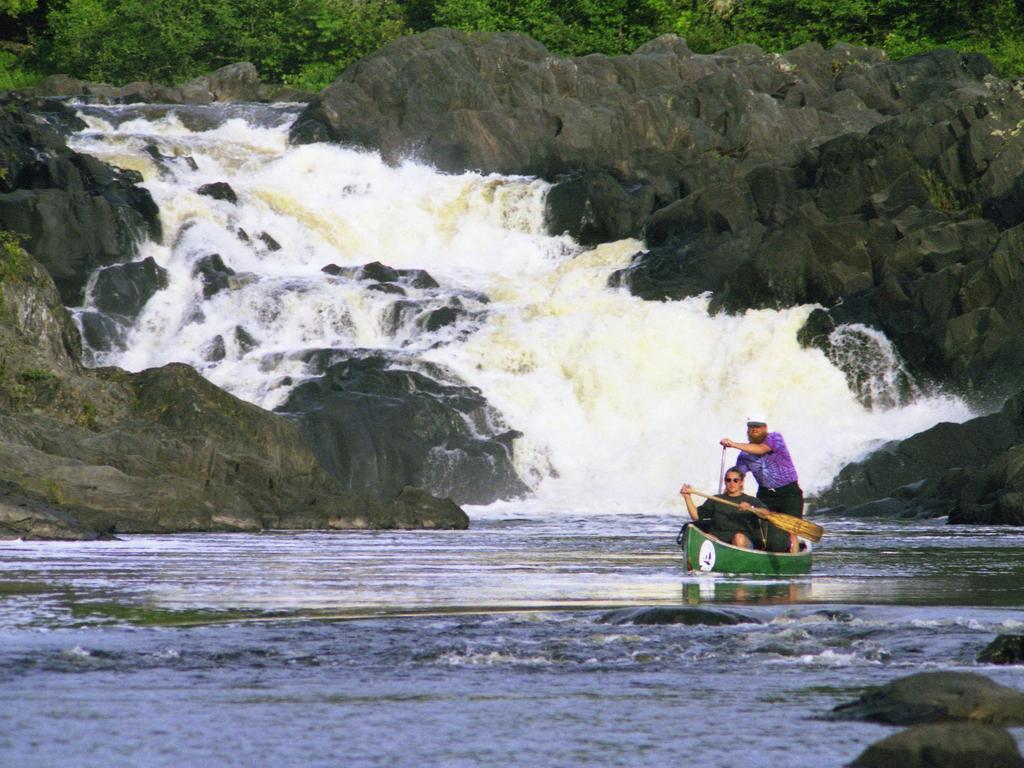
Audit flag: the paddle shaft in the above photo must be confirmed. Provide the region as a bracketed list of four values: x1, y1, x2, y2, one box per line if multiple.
[718, 446, 727, 494]
[684, 488, 824, 542]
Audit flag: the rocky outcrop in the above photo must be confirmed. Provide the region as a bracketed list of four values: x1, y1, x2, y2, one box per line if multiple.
[276, 352, 528, 505]
[20, 62, 313, 105]
[0, 94, 161, 305]
[848, 722, 1023, 768]
[829, 671, 1024, 726]
[812, 390, 1024, 524]
[291, 30, 892, 195]
[0, 480, 111, 540]
[0, 242, 469, 538]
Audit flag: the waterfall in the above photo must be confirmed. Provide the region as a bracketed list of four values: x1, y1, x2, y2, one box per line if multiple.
[67, 103, 975, 512]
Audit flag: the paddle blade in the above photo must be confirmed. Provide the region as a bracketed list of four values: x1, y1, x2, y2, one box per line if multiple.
[753, 508, 824, 542]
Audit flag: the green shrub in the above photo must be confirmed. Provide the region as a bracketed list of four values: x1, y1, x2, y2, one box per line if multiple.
[0, 49, 42, 89]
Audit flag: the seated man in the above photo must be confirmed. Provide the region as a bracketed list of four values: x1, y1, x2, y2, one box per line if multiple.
[680, 468, 768, 550]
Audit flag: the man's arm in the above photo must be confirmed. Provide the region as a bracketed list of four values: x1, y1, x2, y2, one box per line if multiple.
[721, 437, 772, 455]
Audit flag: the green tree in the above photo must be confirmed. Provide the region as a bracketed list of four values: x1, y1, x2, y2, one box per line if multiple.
[1, 0, 37, 15]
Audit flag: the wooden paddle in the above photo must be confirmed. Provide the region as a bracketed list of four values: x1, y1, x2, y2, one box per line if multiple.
[685, 488, 824, 542]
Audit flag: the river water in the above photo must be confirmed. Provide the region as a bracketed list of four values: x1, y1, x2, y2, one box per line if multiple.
[2, 103, 1023, 766]
[3, 514, 1024, 767]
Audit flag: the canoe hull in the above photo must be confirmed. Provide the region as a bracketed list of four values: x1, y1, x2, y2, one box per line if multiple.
[682, 524, 812, 576]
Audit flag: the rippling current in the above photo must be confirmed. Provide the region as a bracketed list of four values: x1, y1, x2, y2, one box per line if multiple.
[3, 513, 1024, 767]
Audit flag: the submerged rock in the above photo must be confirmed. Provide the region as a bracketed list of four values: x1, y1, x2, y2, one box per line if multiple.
[597, 606, 758, 626]
[848, 722, 1022, 768]
[829, 671, 1024, 726]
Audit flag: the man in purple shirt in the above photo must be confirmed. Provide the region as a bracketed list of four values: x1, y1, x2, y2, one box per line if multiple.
[721, 413, 803, 553]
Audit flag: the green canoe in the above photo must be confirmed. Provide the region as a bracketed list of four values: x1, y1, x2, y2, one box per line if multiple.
[681, 524, 812, 576]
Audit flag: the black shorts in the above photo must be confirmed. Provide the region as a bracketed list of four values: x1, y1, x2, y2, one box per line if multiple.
[756, 482, 804, 517]
[757, 482, 804, 552]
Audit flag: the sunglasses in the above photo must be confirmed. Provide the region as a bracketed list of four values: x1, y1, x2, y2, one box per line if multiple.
[724, 477, 742, 483]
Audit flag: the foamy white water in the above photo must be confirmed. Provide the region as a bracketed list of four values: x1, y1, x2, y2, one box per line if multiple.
[68, 104, 974, 512]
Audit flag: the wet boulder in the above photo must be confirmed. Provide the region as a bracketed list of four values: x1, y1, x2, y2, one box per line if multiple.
[321, 261, 439, 289]
[90, 257, 168, 317]
[256, 232, 281, 251]
[290, 29, 887, 185]
[544, 172, 655, 245]
[193, 253, 236, 298]
[276, 352, 528, 505]
[196, 182, 237, 204]
[77, 310, 131, 356]
[829, 671, 1024, 726]
[380, 295, 485, 340]
[978, 634, 1024, 665]
[202, 335, 226, 363]
[847, 722, 1022, 768]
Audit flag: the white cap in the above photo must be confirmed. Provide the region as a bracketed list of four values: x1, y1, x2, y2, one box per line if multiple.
[746, 413, 767, 427]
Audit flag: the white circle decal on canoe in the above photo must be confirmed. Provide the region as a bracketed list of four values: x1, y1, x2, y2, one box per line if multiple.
[698, 540, 716, 571]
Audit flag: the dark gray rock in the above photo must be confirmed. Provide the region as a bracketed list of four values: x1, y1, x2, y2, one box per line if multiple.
[202, 335, 226, 363]
[979, 634, 1024, 665]
[848, 722, 1022, 768]
[90, 257, 168, 317]
[812, 391, 1024, 518]
[824, 497, 912, 519]
[544, 172, 655, 245]
[276, 352, 528, 505]
[200, 62, 262, 103]
[597, 606, 759, 626]
[234, 326, 259, 354]
[77, 310, 130, 354]
[291, 29, 884, 184]
[22, 62, 269, 105]
[196, 182, 237, 204]
[829, 671, 1024, 726]
[193, 253, 236, 298]
[322, 260, 439, 286]
[0, 95, 161, 305]
[385, 486, 470, 530]
[256, 232, 281, 251]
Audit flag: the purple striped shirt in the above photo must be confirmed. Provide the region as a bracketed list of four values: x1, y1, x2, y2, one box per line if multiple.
[736, 432, 799, 490]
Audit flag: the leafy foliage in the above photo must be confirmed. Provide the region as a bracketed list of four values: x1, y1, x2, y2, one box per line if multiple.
[1, 0, 36, 15]
[0, 48, 41, 88]
[5, 0, 1024, 89]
